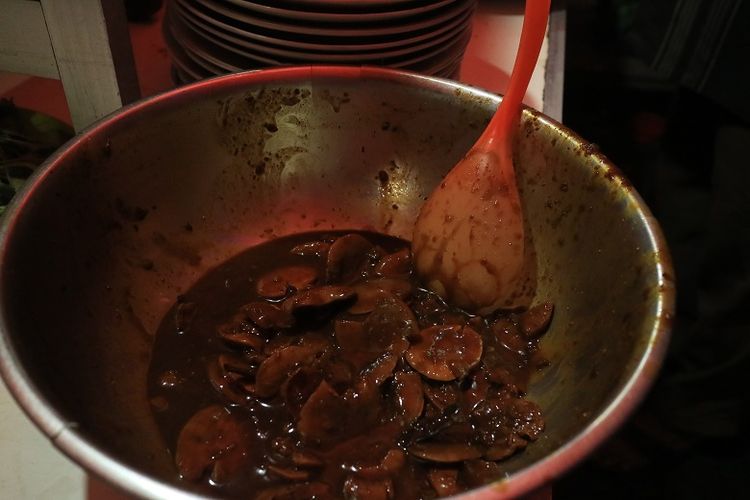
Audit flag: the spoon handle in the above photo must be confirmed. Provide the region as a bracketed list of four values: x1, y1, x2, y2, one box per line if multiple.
[483, 0, 551, 146]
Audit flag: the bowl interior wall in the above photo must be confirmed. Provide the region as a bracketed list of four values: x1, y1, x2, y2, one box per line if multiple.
[1, 76, 664, 490]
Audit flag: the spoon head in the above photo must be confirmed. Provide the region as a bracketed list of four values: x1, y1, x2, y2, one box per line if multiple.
[412, 149, 535, 314]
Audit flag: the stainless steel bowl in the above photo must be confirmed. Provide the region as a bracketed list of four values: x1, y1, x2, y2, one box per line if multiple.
[0, 67, 674, 499]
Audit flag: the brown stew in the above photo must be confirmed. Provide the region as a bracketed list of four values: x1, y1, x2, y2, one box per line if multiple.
[148, 231, 553, 499]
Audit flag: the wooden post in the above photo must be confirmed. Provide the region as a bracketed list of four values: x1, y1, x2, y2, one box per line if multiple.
[39, 0, 140, 130]
[0, 0, 59, 79]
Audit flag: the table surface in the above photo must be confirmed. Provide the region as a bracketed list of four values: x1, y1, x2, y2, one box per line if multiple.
[0, 2, 564, 498]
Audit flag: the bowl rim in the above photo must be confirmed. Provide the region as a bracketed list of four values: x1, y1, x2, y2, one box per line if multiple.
[0, 65, 675, 499]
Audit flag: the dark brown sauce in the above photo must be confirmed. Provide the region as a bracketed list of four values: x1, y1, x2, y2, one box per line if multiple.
[148, 231, 552, 499]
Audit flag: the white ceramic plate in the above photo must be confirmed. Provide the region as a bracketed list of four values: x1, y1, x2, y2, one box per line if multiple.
[192, 0, 473, 37]
[176, 0, 470, 62]
[175, 0, 473, 52]
[163, 18, 214, 80]
[220, 0, 456, 22]
[174, 6, 470, 74]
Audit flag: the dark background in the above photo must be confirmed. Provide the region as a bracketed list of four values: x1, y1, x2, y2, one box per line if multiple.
[556, 1, 749, 498]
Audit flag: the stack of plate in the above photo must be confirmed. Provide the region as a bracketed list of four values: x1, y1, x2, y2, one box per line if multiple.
[163, 0, 477, 84]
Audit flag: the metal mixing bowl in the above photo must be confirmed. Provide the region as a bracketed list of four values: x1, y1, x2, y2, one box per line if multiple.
[0, 67, 674, 499]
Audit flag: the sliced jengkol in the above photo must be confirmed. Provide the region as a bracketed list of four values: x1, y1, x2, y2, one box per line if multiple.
[338, 298, 417, 374]
[427, 468, 461, 497]
[348, 282, 391, 315]
[175, 406, 252, 484]
[469, 396, 544, 460]
[207, 354, 258, 404]
[282, 365, 323, 417]
[405, 324, 483, 381]
[350, 278, 415, 314]
[422, 382, 458, 412]
[243, 301, 293, 329]
[291, 450, 323, 468]
[363, 297, 418, 352]
[326, 233, 373, 283]
[254, 337, 329, 398]
[333, 319, 365, 352]
[297, 380, 347, 445]
[461, 369, 491, 413]
[491, 317, 529, 355]
[356, 342, 405, 390]
[290, 240, 330, 257]
[408, 442, 483, 463]
[155, 231, 553, 498]
[483, 433, 528, 461]
[343, 476, 393, 500]
[267, 464, 310, 481]
[286, 285, 356, 322]
[217, 313, 265, 351]
[354, 449, 406, 480]
[393, 371, 424, 424]
[374, 248, 412, 278]
[519, 301, 554, 338]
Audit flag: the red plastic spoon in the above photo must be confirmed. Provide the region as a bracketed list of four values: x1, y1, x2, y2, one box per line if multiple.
[412, 0, 551, 314]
